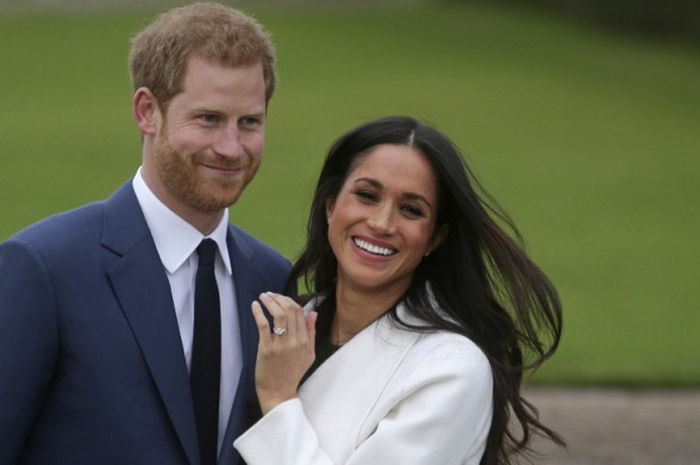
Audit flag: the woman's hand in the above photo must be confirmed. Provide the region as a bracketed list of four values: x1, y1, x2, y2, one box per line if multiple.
[251, 292, 318, 415]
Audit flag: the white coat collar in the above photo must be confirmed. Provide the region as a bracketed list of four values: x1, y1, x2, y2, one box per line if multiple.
[300, 300, 423, 456]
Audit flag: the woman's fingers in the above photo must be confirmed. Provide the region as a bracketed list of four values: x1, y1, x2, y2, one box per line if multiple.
[286, 301, 307, 346]
[306, 311, 318, 343]
[300, 312, 318, 361]
[251, 300, 271, 345]
[261, 292, 309, 339]
[251, 293, 317, 415]
[259, 292, 295, 338]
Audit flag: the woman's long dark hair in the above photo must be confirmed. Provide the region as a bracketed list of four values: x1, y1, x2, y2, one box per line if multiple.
[289, 116, 564, 464]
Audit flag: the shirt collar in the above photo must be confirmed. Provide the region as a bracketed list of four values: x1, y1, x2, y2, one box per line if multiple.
[132, 166, 232, 275]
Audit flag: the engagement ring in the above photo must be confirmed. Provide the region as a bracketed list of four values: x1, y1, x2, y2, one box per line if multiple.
[273, 326, 287, 336]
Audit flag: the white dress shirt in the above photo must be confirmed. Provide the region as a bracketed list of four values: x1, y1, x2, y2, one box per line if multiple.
[132, 167, 242, 453]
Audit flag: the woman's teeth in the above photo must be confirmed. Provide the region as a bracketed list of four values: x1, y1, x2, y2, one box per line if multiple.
[353, 237, 395, 256]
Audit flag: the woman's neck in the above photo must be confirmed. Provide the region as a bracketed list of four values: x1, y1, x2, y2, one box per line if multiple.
[331, 280, 407, 345]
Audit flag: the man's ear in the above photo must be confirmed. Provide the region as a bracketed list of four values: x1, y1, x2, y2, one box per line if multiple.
[133, 87, 161, 136]
[427, 224, 449, 255]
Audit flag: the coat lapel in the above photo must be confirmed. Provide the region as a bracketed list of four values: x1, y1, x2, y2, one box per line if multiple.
[102, 182, 200, 465]
[218, 228, 261, 465]
[227, 229, 260, 374]
[298, 303, 421, 461]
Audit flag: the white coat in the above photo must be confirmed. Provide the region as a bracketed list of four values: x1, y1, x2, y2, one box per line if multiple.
[234, 303, 493, 465]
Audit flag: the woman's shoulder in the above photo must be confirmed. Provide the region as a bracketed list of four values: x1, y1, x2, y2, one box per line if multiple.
[411, 329, 491, 375]
[394, 302, 490, 372]
[384, 323, 493, 417]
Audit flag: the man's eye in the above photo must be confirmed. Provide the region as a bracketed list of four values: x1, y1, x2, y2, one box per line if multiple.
[200, 114, 221, 124]
[241, 116, 262, 126]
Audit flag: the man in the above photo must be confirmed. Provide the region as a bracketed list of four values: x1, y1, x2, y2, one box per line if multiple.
[0, 3, 291, 464]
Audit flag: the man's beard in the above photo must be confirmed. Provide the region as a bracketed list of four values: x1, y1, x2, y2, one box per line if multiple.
[153, 133, 255, 213]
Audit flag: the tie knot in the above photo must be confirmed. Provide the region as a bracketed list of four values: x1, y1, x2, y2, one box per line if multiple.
[197, 239, 218, 267]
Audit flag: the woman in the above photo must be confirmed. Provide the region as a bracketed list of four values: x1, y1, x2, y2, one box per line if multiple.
[234, 116, 563, 464]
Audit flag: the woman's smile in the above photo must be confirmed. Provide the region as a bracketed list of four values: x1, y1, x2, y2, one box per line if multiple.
[351, 236, 397, 258]
[326, 143, 445, 296]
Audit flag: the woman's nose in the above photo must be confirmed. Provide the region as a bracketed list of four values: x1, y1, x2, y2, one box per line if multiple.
[366, 206, 396, 234]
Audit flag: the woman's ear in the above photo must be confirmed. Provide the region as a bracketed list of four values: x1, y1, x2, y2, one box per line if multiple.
[325, 198, 336, 224]
[133, 87, 161, 136]
[427, 224, 449, 256]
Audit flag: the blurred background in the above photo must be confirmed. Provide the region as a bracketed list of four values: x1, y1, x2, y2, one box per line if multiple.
[1, 0, 698, 388]
[3, 1, 700, 463]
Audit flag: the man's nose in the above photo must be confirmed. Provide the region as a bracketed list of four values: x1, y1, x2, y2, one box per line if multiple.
[213, 125, 244, 159]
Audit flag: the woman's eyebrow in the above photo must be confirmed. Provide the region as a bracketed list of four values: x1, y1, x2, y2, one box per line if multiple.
[353, 178, 432, 208]
[353, 177, 382, 189]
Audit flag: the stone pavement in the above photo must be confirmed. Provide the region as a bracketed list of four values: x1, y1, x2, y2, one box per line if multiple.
[522, 388, 700, 465]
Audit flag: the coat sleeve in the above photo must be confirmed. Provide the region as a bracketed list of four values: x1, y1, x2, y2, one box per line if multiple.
[233, 339, 493, 465]
[0, 239, 59, 463]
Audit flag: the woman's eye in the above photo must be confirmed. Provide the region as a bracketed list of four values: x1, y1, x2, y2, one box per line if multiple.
[354, 190, 377, 202]
[401, 204, 424, 217]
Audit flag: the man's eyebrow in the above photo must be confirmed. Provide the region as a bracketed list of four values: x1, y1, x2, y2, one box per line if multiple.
[189, 106, 222, 114]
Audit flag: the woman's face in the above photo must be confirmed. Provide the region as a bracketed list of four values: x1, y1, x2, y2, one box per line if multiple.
[326, 144, 447, 297]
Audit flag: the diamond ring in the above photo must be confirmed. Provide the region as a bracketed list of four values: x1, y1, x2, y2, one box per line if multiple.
[273, 326, 287, 336]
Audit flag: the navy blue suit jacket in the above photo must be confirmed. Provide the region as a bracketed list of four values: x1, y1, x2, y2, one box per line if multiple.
[0, 181, 293, 465]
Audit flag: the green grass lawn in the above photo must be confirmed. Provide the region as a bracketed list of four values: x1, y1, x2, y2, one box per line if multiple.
[1, 2, 699, 385]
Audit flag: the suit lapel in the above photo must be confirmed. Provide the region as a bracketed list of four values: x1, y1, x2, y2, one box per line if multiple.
[227, 229, 260, 372]
[218, 228, 261, 465]
[102, 182, 200, 465]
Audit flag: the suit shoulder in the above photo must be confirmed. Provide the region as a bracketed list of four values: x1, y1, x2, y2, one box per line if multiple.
[228, 224, 291, 268]
[228, 224, 293, 294]
[8, 200, 105, 251]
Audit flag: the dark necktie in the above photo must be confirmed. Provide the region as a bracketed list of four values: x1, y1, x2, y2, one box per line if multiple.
[190, 239, 221, 465]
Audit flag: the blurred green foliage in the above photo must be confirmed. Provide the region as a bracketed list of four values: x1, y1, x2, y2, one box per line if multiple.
[1, 2, 699, 384]
[457, 0, 700, 44]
